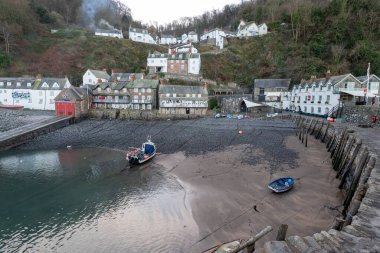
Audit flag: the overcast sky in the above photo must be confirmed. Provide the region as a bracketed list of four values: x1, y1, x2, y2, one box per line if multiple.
[122, 0, 242, 25]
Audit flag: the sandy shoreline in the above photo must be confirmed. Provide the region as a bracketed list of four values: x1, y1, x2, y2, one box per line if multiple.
[157, 135, 343, 252]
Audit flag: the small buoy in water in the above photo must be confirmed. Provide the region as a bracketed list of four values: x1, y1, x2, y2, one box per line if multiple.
[238, 130, 243, 134]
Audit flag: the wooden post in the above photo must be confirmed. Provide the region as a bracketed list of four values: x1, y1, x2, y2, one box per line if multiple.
[322, 122, 330, 143]
[301, 127, 304, 143]
[276, 224, 288, 241]
[230, 226, 273, 253]
[305, 132, 308, 147]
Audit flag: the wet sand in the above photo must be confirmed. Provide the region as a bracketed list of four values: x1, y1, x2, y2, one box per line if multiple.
[157, 135, 343, 252]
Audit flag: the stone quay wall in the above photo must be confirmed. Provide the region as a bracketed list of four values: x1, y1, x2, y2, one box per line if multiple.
[342, 104, 380, 126]
[257, 115, 380, 253]
[89, 109, 210, 121]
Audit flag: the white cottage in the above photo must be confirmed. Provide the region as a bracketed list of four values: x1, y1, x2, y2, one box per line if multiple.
[200, 28, 226, 49]
[188, 31, 198, 43]
[159, 34, 177, 45]
[147, 52, 168, 73]
[288, 72, 367, 116]
[129, 27, 157, 44]
[237, 20, 268, 38]
[0, 77, 71, 110]
[83, 69, 110, 86]
[95, 29, 123, 39]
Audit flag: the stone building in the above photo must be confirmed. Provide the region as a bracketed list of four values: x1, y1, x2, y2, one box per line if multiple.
[55, 86, 91, 118]
[159, 85, 208, 115]
[253, 79, 291, 109]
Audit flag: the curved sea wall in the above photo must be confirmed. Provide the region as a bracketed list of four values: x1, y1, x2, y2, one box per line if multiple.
[257, 116, 380, 253]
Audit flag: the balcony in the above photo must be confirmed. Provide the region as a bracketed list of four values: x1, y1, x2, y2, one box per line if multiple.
[132, 99, 152, 104]
[93, 98, 130, 104]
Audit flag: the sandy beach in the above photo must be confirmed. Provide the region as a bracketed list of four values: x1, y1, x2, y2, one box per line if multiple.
[3, 112, 343, 252]
[157, 135, 343, 252]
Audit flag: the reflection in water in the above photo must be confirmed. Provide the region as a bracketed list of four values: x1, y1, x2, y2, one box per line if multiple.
[0, 148, 198, 253]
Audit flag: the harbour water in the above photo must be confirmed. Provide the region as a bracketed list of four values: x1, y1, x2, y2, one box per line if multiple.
[0, 148, 198, 252]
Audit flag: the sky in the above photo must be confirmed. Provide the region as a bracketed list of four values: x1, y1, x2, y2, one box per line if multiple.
[122, 0, 242, 25]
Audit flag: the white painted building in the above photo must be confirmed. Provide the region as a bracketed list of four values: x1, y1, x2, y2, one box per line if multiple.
[188, 31, 199, 43]
[147, 52, 168, 73]
[200, 28, 226, 49]
[0, 77, 71, 110]
[237, 20, 268, 38]
[83, 69, 110, 86]
[288, 73, 368, 116]
[129, 27, 157, 44]
[95, 29, 123, 39]
[159, 34, 177, 45]
[188, 54, 201, 75]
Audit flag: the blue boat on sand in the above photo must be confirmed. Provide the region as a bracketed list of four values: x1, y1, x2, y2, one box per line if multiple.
[268, 177, 294, 193]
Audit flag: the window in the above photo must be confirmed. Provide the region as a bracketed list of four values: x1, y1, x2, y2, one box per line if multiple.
[17, 82, 21, 87]
[4, 90, 6, 93]
[134, 95, 138, 100]
[106, 88, 111, 92]
[114, 90, 119, 93]
[312, 95, 315, 101]
[147, 88, 151, 93]
[312, 86, 315, 92]
[134, 88, 138, 92]
[123, 88, 127, 92]
[186, 94, 190, 97]
[320, 85, 322, 91]
[306, 87, 308, 92]
[311, 107, 314, 113]
[89, 79, 92, 83]
[4, 99, 7, 102]
[192, 94, 196, 97]
[180, 65, 185, 71]
[39, 99, 43, 104]
[173, 93, 176, 97]
[142, 95, 146, 100]
[318, 107, 321, 113]
[328, 84, 331, 91]
[50, 99, 54, 104]
[319, 95, 322, 102]
[326, 95, 330, 102]
[141, 88, 145, 93]
[147, 95, 151, 101]
[134, 104, 139, 109]
[42, 82, 49, 88]
[7, 82, 11, 86]
[0, 82, 3, 86]
[27, 82, 31, 87]
[0, 90, 2, 93]
[170, 65, 174, 69]
[141, 104, 146, 110]
[98, 88, 101, 91]
[304, 106, 307, 112]
[50, 91, 54, 96]
[147, 104, 152, 110]
[29, 99, 32, 103]
[166, 93, 170, 97]
[39, 91, 43, 96]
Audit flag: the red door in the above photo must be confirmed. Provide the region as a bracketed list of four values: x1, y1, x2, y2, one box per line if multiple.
[55, 102, 75, 117]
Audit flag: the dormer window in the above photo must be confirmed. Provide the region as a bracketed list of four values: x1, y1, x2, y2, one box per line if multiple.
[123, 88, 127, 92]
[7, 82, 11, 86]
[107, 88, 111, 92]
[16, 82, 21, 87]
[42, 82, 49, 88]
[0, 82, 3, 86]
[173, 93, 176, 98]
[98, 87, 101, 91]
[186, 94, 190, 97]
[53, 83, 59, 88]
[27, 82, 31, 87]
[166, 93, 170, 97]
[114, 90, 119, 93]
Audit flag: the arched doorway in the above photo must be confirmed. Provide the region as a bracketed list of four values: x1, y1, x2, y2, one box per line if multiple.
[240, 100, 247, 113]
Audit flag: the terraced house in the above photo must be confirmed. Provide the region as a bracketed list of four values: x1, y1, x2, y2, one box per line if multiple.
[287, 72, 377, 117]
[159, 85, 208, 115]
[0, 76, 71, 110]
[92, 79, 159, 110]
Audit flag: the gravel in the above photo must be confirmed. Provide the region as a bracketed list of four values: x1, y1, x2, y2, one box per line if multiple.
[0, 109, 55, 132]
[14, 117, 299, 170]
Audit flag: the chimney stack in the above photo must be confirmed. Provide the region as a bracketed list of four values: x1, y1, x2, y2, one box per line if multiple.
[326, 69, 331, 80]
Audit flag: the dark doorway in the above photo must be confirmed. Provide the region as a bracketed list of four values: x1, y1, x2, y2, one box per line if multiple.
[240, 101, 247, 112]
[186, 108, 190, 114]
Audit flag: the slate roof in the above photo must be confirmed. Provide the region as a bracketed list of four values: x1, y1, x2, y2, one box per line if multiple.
[34, 78, 69, 89]
[89, 69, 110, 80]
[188, 31, 197, 35]
[129, 27, 148, 34]
[254, 79, 291, 89]
[0, 77, 35, 89]
[159, 85, 208, 96]
[161, 34, 175, 38]
[95, 29, 122, 34]
[356, 74, 380, 82]
[109, 73, 144, 82]
[128, 79, 159, 89]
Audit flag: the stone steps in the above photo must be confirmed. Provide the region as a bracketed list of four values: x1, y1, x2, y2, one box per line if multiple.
[254, 227, 379, 253]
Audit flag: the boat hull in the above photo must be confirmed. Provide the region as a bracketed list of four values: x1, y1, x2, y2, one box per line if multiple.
[0, 105, 24, 110]
[127, 152, 156, 165]
[268, 177, 294, 193]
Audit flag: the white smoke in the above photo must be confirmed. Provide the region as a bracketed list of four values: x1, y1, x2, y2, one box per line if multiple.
[81, 0, 108, 29]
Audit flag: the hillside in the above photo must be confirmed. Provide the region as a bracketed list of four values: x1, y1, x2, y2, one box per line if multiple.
[1, 0, 380, 86]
